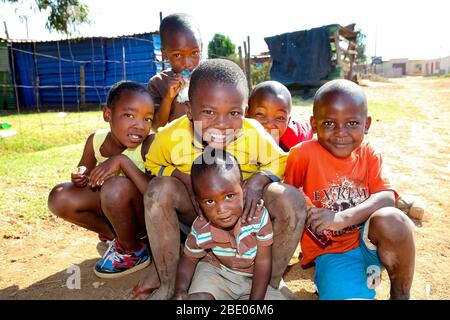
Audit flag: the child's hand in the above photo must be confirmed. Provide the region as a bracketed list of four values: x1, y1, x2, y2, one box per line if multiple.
[307, 207, 345, 234]
[242, 180, 265, 222]
[165, 74, 184, 100]
[172, 291, 189, 300]
[88, 155, 123, 188]
[71, 166, 88, 188]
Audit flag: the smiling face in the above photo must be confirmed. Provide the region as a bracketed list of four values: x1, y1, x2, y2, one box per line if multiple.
[162, 29, 202, 74]
[194, 168, 244, 230]
[247, 90, 291, 142]
[104, 91, 154, 148]
[312, 92, 371, 158]
[187, 80, 246, 149]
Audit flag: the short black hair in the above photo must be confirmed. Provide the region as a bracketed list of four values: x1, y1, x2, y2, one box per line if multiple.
[159, 13, 201, 48]
[188, 59, 248, 102]
[313, 79, 367, 117]
[191, 148, 243, 194]
[249, 80, 292, 111]
[107, 81, 150, 109]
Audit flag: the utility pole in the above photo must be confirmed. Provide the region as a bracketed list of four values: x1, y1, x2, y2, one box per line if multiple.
[24, 15, 29, 39]
[3, 21, 9, 39]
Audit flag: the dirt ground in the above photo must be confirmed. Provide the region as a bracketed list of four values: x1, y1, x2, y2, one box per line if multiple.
[1, 77, 449, 300]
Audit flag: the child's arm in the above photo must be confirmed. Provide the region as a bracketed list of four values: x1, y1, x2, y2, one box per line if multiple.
[172, 254, 200, 300]
[88, 155, 151, 193]
[153, 74, 184, 129]
[88, 135, 154, 193]
[250, 244, 272, 300]
[242, 120, 288, 221]
[307, 190, 395, 234]
[72, 134, 97, 188]
[242, 173, 271, 222]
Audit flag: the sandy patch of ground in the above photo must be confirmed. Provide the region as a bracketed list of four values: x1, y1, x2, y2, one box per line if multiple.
[1, 77, 449, 300]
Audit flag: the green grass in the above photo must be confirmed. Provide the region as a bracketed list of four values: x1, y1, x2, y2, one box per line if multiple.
[0, 111, 108, 237]
[432, 72, 450, 78]
[0, 111, 108, 155]
[0, 97, 423, 236]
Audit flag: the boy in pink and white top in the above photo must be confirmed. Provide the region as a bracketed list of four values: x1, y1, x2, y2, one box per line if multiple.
[172, 149, 285, 300]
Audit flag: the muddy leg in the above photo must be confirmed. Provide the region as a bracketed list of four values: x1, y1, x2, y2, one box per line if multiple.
[263, 182, 307, 288]
[100, 176, 145, 251]
[142, 176, 196, 300]
[368, 207, 415, 300]
[48, 182, 114, 240]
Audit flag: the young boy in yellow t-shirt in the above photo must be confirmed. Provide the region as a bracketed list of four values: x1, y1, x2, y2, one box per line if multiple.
[134, 59, 306, 300]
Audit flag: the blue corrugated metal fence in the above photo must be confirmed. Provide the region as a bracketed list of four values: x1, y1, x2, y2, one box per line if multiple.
[10, 32, 161, 108]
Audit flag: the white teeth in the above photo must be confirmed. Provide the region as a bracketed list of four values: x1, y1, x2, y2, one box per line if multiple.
[130, 134, 140, 139]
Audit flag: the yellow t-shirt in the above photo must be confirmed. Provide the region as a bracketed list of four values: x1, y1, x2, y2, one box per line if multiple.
[145, 115, 287, 180]
[93, 129, 146, 173]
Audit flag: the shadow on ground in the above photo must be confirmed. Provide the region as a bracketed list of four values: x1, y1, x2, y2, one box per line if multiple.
[0, 257, 149, 300]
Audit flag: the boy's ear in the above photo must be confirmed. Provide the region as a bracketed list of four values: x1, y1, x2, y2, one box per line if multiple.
[161, 48, 168, 61]
[185, 101, 193, 121]
[364, 115, 372, 134]
[310, 116, 317, 133]
[103, 106, 112, 122]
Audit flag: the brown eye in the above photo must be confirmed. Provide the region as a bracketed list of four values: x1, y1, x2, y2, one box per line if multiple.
[323, 121, 334, 128]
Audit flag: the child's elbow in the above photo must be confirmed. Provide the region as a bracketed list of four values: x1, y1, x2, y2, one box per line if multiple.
[378, 190, 396, 208]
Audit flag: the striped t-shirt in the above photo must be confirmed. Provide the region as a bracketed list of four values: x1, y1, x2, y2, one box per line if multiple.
[184, 208, 273, 275]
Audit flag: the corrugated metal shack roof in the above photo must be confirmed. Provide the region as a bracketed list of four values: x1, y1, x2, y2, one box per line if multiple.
[5, 31, 162, 109]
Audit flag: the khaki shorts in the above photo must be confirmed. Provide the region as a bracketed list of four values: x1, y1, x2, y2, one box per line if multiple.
[188, 261, 286, 300]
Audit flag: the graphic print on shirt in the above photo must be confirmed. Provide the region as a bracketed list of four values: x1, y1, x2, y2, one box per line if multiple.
[312, 177, 369, 236]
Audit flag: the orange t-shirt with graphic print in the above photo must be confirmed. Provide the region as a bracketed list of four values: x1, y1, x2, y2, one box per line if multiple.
[284, 140, 398, 266]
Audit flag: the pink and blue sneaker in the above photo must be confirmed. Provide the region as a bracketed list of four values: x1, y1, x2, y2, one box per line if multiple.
[94, 239, 150, 279]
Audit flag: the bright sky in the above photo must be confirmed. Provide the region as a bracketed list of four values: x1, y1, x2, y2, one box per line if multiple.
[1, 0, 449, 61]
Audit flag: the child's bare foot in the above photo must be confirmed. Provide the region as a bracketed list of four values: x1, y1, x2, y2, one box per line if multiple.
[124, 281, 159, 300]
[149, 284, 175, 300]
[127, 262, 160, 299]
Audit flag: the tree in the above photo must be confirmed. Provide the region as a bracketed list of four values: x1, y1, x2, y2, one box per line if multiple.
[208, 33, 237, 60]
[2, 0, 89, 35]
[251, 62, 271, 85]
[355, 29, 367, 64]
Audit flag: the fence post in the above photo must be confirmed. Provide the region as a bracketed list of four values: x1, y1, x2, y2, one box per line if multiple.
[238, 46, 244, 71]
[56, 41, 65, 112]
[122, 43, 126, 80]
[80, 66, 85, 107]
[247, 36, 251, 89]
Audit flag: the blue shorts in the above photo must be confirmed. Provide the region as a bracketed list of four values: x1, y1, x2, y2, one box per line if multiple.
[314, 219, 383, 300]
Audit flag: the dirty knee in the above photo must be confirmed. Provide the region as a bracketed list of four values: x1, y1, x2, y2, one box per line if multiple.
[48, 183, 75, 219]
[100, 176, 136, 205]
[369, 208, 414, 243]
[264, 183, 306, 222]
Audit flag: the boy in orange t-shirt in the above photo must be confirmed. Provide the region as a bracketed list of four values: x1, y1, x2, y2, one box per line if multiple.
[284, 79, 415, 300]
